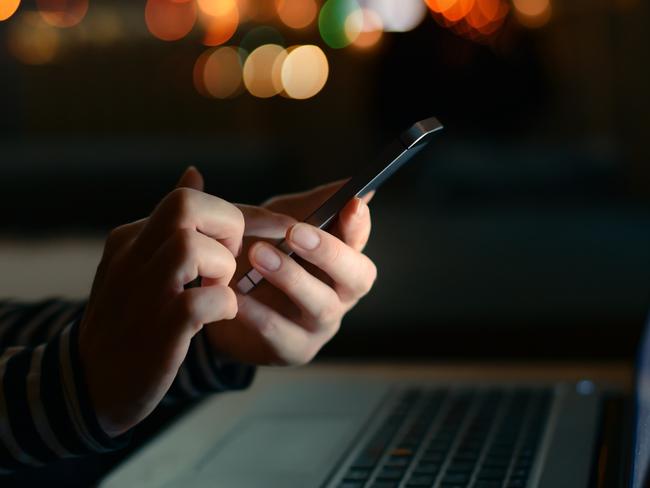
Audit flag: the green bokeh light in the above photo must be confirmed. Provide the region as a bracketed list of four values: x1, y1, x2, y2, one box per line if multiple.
[318, 0, 360, 49]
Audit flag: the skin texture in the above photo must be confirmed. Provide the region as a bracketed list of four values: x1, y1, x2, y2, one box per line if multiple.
[79, 167, 376, 437]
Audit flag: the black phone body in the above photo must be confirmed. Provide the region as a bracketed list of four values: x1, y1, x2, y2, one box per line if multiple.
[236, 116, 443, 294]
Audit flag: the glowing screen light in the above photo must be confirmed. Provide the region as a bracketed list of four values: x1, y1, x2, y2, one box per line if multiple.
[199, 0, 239, 46]
[281, 45, 329, 99]
[512, 0, 551, 27]
[275, 0, 318, 29]
[0, 0, 20, 22]
[319, 0, 360, 49]
[145, 0, 197, 41]
[37, 0, 88, 28]
[195, 46, 245, 98]
[243, 43, 286, 98]
[360, 0, 426, 32]
[7, 12, 60, 64]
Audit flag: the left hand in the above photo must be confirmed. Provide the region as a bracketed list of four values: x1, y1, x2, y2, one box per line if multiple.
[204, 181, 377, 366]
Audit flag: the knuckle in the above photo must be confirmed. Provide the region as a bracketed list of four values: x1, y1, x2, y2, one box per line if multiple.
[315, 302, 340, 326]
[364, 260, 378, 293]
[166, 187, 194, 221]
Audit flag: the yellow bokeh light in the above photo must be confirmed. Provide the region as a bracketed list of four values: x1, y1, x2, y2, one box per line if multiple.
[345, 8, 383, 48]
[37, 0, 88, 28]
[243, 43, 286, 98]
[512, 0, 551, 27]
[197, 46, 244, 98]
[145, 0, 197, 41]
[7, 12, 60, 64]
[275, 0, 318, 29]
[0, 0, 20, 22]
[281, 44, 329, 100]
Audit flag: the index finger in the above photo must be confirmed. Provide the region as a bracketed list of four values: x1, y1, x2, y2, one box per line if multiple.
[134, 188, 245, 258]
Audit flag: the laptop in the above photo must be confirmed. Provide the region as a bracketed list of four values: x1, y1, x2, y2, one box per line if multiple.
[99, 313, 648, 488]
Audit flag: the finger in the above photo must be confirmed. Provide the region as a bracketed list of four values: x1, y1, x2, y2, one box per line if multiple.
[263, 179, 349, 220]
[237, 204, 297, 239]
[146, 228, 237, 288]
[360, 190, 375, 204]
[285, 223, 377, 302]
[331, 197, 372, 252]
[235, 294, 319, 365]
[135, 188, 244, 258]
[248, 242, 340, 328]
[169, 285, 237, 337]
[176, 166, 204, 191]
[104, 218, 147, 258]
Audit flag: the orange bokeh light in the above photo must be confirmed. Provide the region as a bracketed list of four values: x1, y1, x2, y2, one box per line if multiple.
[145, 0, 197, 41]
[37, 0, 88, 28]
[200, 3, 239, 46]
[0, 0, 20, 22]
[275, 0, 318, 29]
[441, 0, 475, 22]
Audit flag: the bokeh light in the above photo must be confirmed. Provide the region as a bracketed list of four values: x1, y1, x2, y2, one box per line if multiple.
[319, 0, 360, 49]
[513, 0, 551, 27]
[243, 0, 276, 21]
[7, 11, 60, 64]
[243, 43, 286, 98]
[360, 0, 426, 32]
[145, 0, 197, 41]
[345, 8, 383, 48]
[275, 0, 318, 29]
[0, 0, 20, 22]
[37, 0, 88, 28]
[427, 0, 509, 40]
[281, 44, 329, 99]
[199, 0, 239, 46]
[195, 46, 245, 98]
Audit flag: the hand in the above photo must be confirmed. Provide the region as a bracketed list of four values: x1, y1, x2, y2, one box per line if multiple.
[205, 181, 377, 366]
[78, 167, 291, 437]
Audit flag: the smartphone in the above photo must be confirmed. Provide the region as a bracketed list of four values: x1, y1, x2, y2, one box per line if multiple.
[236, 116, 443, 294]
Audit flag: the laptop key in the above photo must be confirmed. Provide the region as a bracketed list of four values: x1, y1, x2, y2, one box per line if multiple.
[370, 482, 399, 488]
[441, 473, 470, 484]
[472, 482, 502, 488]
[405, 474, 436, 486]
[376, 467, 405, 480]
[338, 482, 364, 488]
[344, 468, 372, 481]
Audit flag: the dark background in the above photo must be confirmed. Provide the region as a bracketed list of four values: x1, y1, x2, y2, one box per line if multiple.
[1, 0, 650, 359]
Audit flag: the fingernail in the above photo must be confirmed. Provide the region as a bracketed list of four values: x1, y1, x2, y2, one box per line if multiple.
[290, 224, 320, 250]
[354, 198, 365, 218]
[253, 244, 281, 271]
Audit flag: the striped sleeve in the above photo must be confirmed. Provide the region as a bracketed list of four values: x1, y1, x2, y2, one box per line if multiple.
[0, 299, 255, 471]
[0, 314, 129, 472]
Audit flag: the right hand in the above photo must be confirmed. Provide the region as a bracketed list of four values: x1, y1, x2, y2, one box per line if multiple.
[78, 167, 290, 437]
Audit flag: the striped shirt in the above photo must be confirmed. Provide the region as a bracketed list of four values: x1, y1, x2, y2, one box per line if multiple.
[0, 298, 255, 473]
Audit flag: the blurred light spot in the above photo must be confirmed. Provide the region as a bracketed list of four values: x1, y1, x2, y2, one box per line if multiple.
[243, 44, 286, 98]
[197, 46, 245, 98]
[77, 8, 124, 44]
[576, 380, 596, 396]
[200, 0, 239, 46]
[360, 0, 426, 32]
[441, 0, 475, 22]
[0, 0, 20, 22]
[198, 0, 235, 16]
[466, 0, 498, 29]
[145, 0, 197, 41]
[281, 44, 328, 99]
[275, 0, 318, 29]
[425, 0, 457, 14]
[37, 0, 88, 28]
[513, 0, 550, 27]
[345, 8, 383, 48]
[244, 0, 276, 21]
[319, 0, 360, 49]
[7, 12, 60, 64]
[241, 25, 284, 53]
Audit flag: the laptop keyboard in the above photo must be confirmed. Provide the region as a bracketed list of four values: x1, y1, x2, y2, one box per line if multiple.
[335, 387, 552, 488]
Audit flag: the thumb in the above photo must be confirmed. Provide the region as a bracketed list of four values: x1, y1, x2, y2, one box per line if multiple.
[176, 166, 204, 191]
